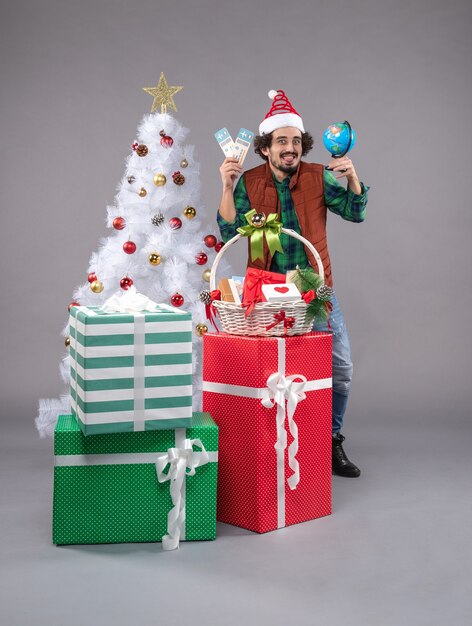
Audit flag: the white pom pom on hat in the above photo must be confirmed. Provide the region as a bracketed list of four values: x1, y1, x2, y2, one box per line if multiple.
[259, 89, 305, 135]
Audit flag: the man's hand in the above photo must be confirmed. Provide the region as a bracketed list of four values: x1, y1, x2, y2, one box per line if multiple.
[218, 158, 241, 224]
[220, 157, 242, 190]
[327, 156, 362, 195]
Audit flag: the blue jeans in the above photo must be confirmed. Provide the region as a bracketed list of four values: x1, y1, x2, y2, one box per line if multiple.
[312, 292, 353, 434]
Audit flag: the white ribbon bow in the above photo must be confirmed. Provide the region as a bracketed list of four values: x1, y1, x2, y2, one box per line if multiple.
[156, 438, 210, 551]
[261, 373, 307, 490]
[101, 285, 158, 313]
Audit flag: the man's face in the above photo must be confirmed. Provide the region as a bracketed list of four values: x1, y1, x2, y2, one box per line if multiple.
[261, 127, 303, 178]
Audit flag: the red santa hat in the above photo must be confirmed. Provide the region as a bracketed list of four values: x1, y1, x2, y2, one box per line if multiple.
[259, 89, 305, 135]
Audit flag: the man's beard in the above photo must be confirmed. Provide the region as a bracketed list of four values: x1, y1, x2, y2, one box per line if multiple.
[269, 153, 299, 175]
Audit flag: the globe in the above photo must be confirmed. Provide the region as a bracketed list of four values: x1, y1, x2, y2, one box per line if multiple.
[323, 121, 356, 157]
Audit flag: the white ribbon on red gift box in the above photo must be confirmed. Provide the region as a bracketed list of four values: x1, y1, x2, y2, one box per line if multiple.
[156, 435, 210, 551]
[261, 371, 305, 527]
[202, 337, 332, 528]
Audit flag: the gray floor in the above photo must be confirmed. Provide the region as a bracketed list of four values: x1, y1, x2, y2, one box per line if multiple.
[1, 417, 471, 626]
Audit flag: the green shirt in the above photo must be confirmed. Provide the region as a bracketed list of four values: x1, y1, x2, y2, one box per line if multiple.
[217, 167, 369, 274]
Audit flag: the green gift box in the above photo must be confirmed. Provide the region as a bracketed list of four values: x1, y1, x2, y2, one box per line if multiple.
[69, 304, 193, 435]
[53, 413, 218, 548]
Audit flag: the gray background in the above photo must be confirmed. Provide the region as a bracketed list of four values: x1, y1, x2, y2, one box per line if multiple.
[1, 1, 471, 624]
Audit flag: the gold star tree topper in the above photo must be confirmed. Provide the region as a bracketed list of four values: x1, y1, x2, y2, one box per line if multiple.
[143, 72, 183, 114]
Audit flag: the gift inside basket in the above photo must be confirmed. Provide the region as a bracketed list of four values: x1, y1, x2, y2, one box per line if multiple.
[208, 215, 327, 336]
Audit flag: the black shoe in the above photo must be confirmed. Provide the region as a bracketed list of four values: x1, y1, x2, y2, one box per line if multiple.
[332, 433, 361, 477]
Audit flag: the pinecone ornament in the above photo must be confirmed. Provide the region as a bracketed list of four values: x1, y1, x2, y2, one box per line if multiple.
[151, 213, 165, 226]
[136, 144, 148, 157]
[316, 285, 334, 302]
[199, 290, 212, 305]
[172, 171, 185, 185]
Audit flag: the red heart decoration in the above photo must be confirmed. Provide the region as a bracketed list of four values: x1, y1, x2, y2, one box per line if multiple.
[274, 286, 289, 294]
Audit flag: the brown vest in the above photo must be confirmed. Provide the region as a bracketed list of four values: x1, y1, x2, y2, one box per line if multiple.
[243, 161, 333, 286]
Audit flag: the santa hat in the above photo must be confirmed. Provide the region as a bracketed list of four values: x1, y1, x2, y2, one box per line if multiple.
[259, 90, 305, 135]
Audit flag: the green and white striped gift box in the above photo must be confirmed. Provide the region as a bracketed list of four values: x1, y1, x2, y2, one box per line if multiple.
[69, 304, 193, 436]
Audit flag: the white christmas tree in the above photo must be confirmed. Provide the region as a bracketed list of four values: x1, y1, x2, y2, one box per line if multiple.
[36, 73, 226, 437]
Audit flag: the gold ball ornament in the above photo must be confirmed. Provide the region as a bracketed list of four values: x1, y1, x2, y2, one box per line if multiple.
[148, 253, 162, 266]
[183, 205, 196, 219]
[202, 268, 211, 282]
[251, 212, 266, 228]
[139, 187, 147, 197]
[65, 336, 71, 347]
[90, 280, 104, 293]
[195, 323, 208, 337]
[180, 158, 189, 168]
[153, 173, 167, 186]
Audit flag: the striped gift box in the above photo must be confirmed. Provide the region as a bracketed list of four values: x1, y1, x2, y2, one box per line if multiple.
[69, 304, 193, 435]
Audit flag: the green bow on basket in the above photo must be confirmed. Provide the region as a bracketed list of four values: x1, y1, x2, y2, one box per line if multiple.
[237, 209, 284, 262]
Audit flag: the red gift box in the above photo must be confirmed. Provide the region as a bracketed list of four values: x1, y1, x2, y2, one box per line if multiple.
[202, 332, 332, 533]
[242, 268, 286, 316]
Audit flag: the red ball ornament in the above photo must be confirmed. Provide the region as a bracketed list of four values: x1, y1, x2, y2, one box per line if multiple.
[169, 217, 182, 230]
[113, 217, 126, 230]
[87, 272, 97, 283]
[120, 276, 133, 290]
[215, 241, 224, 252]
[195, 252, 208, 265]
[123, 240, 137, 254]
[68, 301, 80, 312]
[204, 234, 217, 248]
[159, 130, 174, 148]
[171, 293, 184, 307]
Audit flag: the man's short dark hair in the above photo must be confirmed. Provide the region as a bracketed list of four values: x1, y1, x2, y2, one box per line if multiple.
[254, 131, 314, 161]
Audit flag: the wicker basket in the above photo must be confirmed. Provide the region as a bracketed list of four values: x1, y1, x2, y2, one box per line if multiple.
[209, 227, 325, 336]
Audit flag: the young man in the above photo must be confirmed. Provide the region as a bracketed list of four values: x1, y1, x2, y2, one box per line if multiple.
[217, 90, 369, 477]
